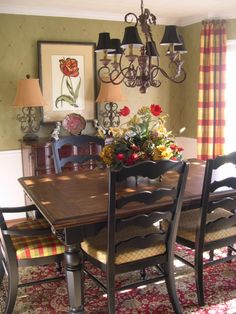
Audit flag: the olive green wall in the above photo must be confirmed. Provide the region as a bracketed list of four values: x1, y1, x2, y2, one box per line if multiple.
[0, 14, 176, 151]
[175, 22, 202, 138]
[177, 19, 236, 138]
[2, 14, 235, 151]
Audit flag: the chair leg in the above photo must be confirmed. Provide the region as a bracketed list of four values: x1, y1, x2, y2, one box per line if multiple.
[227, 246, 232, 263]
[209, 250, 214, 261]
[163, 263, 182, 314]
[5, 259, 18, 314]
[107, 270, 115, 314]
[56, 261, 62, 273]
[195, 250, 204, 306]
[140, 268, 146, 280]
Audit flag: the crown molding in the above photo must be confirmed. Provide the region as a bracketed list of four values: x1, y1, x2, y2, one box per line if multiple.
[0, 5, 184, 25]
[1, 5, 236, 27]
[179, 12, 236, 26]
[0, 5, 123, 21]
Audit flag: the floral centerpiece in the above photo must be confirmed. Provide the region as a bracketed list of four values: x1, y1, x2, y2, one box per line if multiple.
[99, 104, 183, 168]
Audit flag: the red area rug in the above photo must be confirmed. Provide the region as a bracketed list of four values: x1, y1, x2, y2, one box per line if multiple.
[0, 245, 236, 313]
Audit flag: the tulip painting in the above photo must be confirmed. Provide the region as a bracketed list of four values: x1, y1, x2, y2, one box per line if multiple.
[55, 57, 81, 108]
[39, 42, 95, 123]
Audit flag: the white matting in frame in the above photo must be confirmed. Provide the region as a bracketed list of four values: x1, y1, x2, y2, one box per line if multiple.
[38, 41, 96, 123]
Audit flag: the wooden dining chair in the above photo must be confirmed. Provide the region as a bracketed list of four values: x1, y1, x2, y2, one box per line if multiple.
[175, 151, 236, 306]
[51, 134, 105, 173]
[81, 159, 189, 313]
[0, 204, 65, 314]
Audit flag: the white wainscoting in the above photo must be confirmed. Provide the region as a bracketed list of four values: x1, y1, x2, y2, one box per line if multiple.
[175, 137, 197, 160]
[0, 150, 26, 220]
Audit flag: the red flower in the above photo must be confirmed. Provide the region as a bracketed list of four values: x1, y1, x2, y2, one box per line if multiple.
[178, 147, 184, 152]
[59, 58, 79, 77]
[131, 153, 139, 161]
[170, 144, 177, 150]
[116, 153, 125, 161]
[150, 104, 162, 116]
[126, 153, 139, 165]
[131, 144, 140, 152]
[119, 106, 130, 117]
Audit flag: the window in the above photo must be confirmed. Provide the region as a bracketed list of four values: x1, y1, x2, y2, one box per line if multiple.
[225, 40, 236, 153]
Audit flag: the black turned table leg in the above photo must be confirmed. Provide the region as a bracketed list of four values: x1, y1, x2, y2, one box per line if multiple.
[64, 244, 84, 314]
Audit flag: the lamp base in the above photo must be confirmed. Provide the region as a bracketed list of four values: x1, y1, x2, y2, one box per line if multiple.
[22, 133, 39, 141]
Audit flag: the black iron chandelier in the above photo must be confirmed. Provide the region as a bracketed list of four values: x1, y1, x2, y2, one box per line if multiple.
[95, 0, 187, 93]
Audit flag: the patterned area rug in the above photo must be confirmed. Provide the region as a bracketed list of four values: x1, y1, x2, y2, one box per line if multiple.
[0, 245, 236, 313]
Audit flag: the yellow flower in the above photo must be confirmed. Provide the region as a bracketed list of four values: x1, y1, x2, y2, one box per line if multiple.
[110, 127, 126, 138]
[158, 125, 168, 135]
[97, 129, 105, 138]
[137, 106, 149, 115]
[99, 145, 114, 166]
[152, 145, 173, 160]
[127, 114, 141, 126]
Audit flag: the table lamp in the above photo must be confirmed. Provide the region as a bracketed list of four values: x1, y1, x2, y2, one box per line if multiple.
[96, 81, 125, 129]
[13, 74, 47, 141]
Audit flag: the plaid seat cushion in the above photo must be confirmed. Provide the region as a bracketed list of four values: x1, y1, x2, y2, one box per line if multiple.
[10, 219, 64, 260]
[81, 225, 166, 265]
[177, 207, 236, 242]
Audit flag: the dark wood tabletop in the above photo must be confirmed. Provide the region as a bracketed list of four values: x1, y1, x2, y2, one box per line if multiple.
[18, 160, 208, 230]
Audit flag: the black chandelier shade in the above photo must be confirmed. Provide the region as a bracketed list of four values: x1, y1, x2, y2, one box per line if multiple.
[174, 35, 188, 53]
[121, 26, 143, 48]
[146, 41, 159, 57]
[108, 39, 124, 55]
[95, 32, 114, 52]
[160, 25, 182, 46]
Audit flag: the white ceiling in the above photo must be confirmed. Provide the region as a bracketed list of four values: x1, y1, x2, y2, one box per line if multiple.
[1, 0, 236, 26]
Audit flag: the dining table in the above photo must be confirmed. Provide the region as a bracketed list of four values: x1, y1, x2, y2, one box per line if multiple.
[18, 159, 233, 313]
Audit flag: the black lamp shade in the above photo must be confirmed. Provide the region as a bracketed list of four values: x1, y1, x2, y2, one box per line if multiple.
[160, 25, 181, 46]
[174, 35, 187, 53]
[95, 32, 114, 52]
[121, 26, 143, 48]
[108, 39, 124, 55]
[146, 41, 159, 57]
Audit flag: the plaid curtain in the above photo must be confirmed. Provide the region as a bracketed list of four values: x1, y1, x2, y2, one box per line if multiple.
[197, 20, 226, 160]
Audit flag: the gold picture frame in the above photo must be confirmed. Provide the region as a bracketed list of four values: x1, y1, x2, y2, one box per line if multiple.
[38, 41, 96, 123]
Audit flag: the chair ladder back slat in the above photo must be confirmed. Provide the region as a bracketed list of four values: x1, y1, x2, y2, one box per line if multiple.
[213, 151, 236, 169]
[115, 232, 166, 253]
[116, 188, 176, 209]
[210, 177, 236, 192]
[206, 215, 236, 233]
[116, 211, 172, 231]
[208, 196, 236, 213]
[116, 160, 184, 182]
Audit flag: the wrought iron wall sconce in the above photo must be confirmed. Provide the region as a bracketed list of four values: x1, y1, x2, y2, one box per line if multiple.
[96, 82, 126, 129]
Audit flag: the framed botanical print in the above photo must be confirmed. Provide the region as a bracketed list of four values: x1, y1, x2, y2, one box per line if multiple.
[38, 41, 96, 123]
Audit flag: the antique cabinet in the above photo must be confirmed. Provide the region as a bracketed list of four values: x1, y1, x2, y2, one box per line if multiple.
[20, 138, 54, 177]
[20, 138, 55, 206]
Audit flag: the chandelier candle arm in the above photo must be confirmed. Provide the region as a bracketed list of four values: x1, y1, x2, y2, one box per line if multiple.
[95, 0, 187, 93]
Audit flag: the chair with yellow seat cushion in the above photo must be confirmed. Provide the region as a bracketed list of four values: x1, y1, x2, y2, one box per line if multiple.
[176, 152, 236, 306]
[81, 160, 189, 314]
[0, 204, 64, 314]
